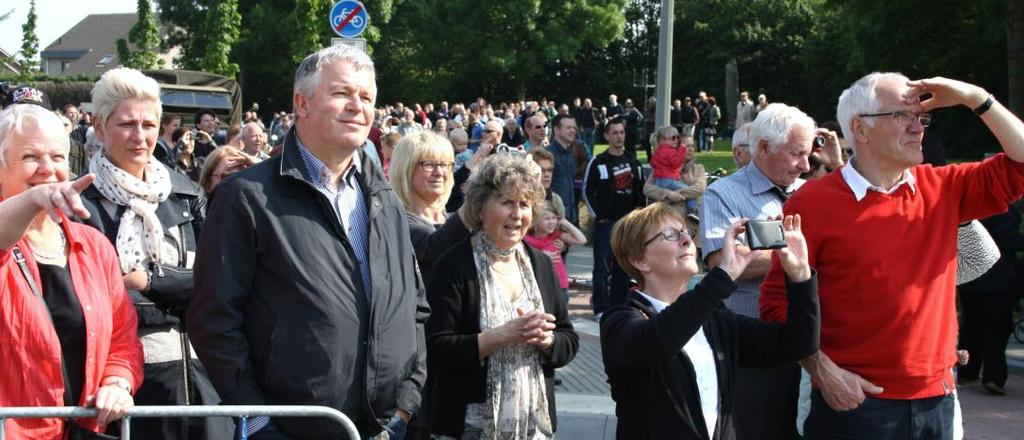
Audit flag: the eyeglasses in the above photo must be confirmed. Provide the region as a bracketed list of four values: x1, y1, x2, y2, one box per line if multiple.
[417, 161, 454, 173]
[858, 110, 932, 127]
[532, 125, 545, 130]
[644, 227, 695, 246]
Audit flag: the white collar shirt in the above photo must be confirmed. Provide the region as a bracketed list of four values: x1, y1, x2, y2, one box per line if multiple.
[840, 158, 917, 202]
[637, 291, 719, 439]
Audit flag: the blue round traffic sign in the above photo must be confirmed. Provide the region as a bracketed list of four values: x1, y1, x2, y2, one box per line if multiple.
[329, 1, 369, 38]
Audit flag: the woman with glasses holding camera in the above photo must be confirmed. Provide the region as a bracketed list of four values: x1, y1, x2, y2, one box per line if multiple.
[600, 203, 820, 440]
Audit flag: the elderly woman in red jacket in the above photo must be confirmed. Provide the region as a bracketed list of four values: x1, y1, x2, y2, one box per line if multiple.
[0, 102, 143, 439]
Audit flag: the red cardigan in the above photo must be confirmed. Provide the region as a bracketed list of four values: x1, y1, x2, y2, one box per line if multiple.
[0, 217, 143, 439]
[760, 154, 1024, 399]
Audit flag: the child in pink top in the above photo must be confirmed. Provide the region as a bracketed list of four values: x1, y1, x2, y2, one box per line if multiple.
[524, 201, 587, 303]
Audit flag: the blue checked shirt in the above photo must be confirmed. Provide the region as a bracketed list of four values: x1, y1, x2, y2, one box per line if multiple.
[699, 163, 804, 318]
[295, 137, 373, 300]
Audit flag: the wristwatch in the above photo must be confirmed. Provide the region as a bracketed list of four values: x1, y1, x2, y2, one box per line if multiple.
[103, 377, 132, 393]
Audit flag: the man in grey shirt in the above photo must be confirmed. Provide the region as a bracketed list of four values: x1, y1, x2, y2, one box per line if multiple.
[699, 102, 815, 440]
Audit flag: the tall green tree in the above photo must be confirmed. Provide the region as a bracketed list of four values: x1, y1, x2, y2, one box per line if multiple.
[669, 0, 827, 115]
[199, 0, 242, 77]
[117, 0, 164, 69]
[19, 0, 39, 81]
[289, 0, 334, 65]
[1009, 0, 1023, 115]
[825, 0, 1007, 158]
[157, 0, 209, 70]
[374, 0, 627, 104]
[231, 0, 401, 115]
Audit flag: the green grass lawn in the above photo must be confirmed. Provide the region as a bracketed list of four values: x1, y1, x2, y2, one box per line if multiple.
[592, 139, 738, 175]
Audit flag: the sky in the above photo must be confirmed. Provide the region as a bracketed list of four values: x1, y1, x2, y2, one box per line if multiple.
[1, 0, 138, 57]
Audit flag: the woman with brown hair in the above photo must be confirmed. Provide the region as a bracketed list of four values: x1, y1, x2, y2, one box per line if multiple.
[601, 203, 819, 439]
[426, 154, 579, 439]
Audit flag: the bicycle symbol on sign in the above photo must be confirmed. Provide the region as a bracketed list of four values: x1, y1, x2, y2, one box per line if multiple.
[333, 9, 365, 29]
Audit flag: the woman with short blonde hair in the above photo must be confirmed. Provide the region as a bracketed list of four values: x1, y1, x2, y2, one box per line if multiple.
[79, 67, 232, 439]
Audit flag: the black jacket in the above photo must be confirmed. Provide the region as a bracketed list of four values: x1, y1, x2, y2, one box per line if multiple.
[424, 237, 579, 436]
[187, 126, 430, 439]
[405, 212, 470, 284]
[79, 164, 206, 325]
[600, 268, 819, 440]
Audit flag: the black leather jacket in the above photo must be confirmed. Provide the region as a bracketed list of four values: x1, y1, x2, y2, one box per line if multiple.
[188, 126, 430, 439]
[79, 165, 206, 326]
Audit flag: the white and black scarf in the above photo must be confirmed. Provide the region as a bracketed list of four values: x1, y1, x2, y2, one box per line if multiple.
[89, 152, 174, 274]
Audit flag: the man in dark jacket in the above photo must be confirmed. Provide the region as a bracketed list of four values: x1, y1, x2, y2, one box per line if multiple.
[957, 205, 1024, 395]
[189, 45, 429, 440]
[582, 118, 646, 317]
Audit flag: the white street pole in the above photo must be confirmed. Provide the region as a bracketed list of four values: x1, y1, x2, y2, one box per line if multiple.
[654, 0, 674, 128]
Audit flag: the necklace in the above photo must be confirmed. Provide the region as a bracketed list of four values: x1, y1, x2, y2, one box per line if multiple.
[30, 227, 67, 260]
[479, 233, 516, 259]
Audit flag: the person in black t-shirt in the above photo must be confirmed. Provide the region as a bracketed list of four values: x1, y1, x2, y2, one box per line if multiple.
[583, 118, 646, 317]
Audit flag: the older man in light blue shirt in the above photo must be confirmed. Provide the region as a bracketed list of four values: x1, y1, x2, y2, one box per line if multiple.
[699, 102, 817, 440]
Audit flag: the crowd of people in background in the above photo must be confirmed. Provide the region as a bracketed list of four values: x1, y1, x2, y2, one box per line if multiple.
[1, 41, 1023, 440]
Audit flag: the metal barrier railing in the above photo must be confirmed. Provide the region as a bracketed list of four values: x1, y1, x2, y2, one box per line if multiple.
[0, 405, 361, 440]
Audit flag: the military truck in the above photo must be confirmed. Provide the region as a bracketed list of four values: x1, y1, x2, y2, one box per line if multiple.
[143, 69, 241, 129]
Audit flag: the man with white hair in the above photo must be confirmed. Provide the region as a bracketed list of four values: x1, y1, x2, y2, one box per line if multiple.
[481, 119, 504, 147]
[699, 103, 819, 440]
[240, 121, 269, 160]
[190, 45, 428, 440]
[760, 73, 1024, 439]
[731, 122, 753, 167]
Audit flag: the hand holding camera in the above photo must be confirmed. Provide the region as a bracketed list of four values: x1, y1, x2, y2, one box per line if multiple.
[720, 216, 810, 282]
[718, 219, 766, 281]
[773, 215, 811, 282]
[814, 128, 844, 169]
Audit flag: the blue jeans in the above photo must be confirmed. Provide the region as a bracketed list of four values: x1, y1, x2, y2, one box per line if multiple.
[696, 125, 708, 151]
[653, 178, 699, 213]
[804, 390, 954, 440]
[592, 219, 630, 314]
[581, 128, 596, 157]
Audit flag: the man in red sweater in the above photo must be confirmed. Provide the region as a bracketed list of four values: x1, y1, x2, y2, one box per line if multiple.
[760, 73, 1024, 439]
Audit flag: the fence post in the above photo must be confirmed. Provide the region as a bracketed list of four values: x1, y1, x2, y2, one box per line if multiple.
[121, 417, 131, 440]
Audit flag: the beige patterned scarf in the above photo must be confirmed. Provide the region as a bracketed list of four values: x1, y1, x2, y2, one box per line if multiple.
[466, 233, 553, 439]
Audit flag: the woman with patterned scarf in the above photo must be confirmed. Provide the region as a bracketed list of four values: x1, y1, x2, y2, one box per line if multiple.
[425, 153, 579, 439]
[77, 68, 232, 439]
